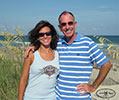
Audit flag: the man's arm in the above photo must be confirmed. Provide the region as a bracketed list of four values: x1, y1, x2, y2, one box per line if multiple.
[24, 46, 35, 58]
[91, 61, 112, 89]
[76, 61, 112, 95]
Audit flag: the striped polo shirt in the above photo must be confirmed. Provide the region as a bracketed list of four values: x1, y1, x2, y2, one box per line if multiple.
[56, 33, 109, 100]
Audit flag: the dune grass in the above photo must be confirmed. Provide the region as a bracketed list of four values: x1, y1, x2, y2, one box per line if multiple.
[0, 27, 27, 100]
[94, 35, 119, 59]
[0, 53, 23, 100]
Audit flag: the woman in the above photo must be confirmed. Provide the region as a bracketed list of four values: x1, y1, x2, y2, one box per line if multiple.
[18, 20, 59, 100]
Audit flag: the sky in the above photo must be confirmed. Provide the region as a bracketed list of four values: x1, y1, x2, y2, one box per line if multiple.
[0, 0, 119, 36]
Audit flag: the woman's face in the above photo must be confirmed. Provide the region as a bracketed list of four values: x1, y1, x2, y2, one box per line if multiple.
[38, 26, 52, 48]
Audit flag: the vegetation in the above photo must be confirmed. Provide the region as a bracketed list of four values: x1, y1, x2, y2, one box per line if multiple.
[0, 27, 29, 100]
[94, 35, 119, 59]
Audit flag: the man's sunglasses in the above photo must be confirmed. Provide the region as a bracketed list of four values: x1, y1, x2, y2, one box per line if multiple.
[60, 21, 74, 27]
[38, 32, 52, 37]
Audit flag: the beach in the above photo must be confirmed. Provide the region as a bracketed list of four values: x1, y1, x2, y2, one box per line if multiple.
[90, 57, 119, 100]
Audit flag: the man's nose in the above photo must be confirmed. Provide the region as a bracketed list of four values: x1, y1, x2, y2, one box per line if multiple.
[65, 23, 70, 29]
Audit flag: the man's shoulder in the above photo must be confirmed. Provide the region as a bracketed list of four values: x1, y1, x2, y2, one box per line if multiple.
[76, 33, 91, 40]
[79, 35, 93, 42]
[58, 38, 62, 41]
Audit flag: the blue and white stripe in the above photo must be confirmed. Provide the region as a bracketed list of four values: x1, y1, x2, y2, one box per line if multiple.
[56, 33, 108, 100]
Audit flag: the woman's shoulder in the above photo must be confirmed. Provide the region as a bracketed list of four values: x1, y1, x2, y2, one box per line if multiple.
[54, 50, 58, 54]
[29, 51, 34, 57]
[25, 51, 34, 61]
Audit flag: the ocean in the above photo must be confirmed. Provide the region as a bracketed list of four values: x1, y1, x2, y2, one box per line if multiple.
[87, 35, 119, 56]
[0, 35, 119, 56]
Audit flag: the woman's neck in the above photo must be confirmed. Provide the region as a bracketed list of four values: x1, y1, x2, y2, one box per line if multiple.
[39, 46, 52, 53]
[38, 46, 54, 61]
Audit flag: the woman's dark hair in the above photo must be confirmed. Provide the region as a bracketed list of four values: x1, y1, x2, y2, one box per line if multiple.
[28, 20, 58, 50]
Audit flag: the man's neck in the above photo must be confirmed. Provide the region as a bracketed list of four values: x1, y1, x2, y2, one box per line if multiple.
[66, 33, 77, 44]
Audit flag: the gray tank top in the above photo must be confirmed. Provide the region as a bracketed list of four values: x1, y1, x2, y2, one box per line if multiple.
[24, 50, 59, 99]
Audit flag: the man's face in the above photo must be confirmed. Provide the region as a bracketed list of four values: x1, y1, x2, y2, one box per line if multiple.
[58, 13, 77, 38]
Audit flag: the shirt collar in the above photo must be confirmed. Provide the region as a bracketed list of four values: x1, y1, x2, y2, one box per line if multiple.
[74, 32, 82, 42]
[61, 32, 82, 44]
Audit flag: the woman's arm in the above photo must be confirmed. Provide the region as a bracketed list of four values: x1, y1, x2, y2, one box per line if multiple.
[18, 52, 34, 100]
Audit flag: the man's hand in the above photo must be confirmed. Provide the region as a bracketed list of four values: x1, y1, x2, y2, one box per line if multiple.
[24, 46, 35, 58]
[76, 83, 96, 95]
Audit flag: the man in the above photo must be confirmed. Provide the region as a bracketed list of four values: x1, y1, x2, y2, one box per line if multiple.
[25, 11, 112, 100]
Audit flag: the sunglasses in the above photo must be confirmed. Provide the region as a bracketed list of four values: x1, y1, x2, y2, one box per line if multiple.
[60, 21, 74, 27]
[38, 31, 52, 37]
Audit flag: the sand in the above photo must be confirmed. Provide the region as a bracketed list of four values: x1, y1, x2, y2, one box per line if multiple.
[90, 57, 119, 100]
